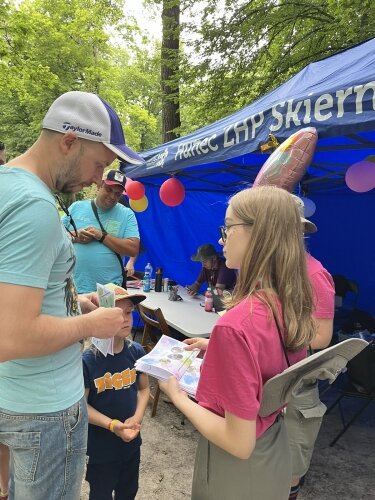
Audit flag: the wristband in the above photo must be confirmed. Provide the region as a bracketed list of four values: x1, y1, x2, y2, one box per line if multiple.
[99, 230, 107, 243]
[108, 419, 120, 433]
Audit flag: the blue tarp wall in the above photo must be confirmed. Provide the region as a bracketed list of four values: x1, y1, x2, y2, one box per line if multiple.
[123, 39, 375, 315]
[128, 187, 375, 315]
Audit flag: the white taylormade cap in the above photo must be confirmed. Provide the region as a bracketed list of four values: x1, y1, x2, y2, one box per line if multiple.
[42, 91, 144, 165]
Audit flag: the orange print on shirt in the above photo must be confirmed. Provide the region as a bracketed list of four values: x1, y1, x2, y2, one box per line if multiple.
[94, 368, 137, 393]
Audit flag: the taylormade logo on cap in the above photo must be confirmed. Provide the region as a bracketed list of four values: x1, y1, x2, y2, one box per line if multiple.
[62, 122, 102, 137]
[41, 91, 145, 166]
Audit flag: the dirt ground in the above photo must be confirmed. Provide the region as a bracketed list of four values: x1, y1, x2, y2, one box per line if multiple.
[81, 364, 375, 500]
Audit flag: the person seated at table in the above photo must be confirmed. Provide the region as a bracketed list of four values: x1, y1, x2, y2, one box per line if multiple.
[187, 243, 236, 295]
[125, 256, 138, 278]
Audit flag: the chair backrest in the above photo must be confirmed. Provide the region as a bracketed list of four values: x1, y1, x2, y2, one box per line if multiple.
[333, 274, 359, 309]
[347, 342, 375, 394]
[137, 303, 173, 417]
[137, 303, 171, 353]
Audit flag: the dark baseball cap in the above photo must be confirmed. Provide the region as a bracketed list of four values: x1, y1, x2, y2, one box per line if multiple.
[102, 169, 126, 189]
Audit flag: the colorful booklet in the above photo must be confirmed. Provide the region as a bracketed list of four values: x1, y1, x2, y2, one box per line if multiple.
[135, 335, 202, 397]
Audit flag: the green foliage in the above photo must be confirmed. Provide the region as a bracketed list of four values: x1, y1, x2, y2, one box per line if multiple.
[0, 0, 120, 155]
[2, 0, 375, 160]
[181, 0, 375, 126]
[115, 46, 162, 149]
[0, 0, 162, 159]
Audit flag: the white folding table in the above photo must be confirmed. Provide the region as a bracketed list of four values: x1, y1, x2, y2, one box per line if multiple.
[128, 286, 218, 338]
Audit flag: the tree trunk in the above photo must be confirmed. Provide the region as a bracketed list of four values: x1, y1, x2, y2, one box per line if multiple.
[161, 0, 181, 142]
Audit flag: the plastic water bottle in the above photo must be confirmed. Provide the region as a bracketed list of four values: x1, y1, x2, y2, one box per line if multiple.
[145, 262, 153, 278]
[143, 262, 152, 292]
[204, 287, 213, 312]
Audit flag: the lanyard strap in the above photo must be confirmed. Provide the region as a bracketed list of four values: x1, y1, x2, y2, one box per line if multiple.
[90, 200, 127, 287]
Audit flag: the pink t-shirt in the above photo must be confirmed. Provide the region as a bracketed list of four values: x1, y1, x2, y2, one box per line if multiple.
[196, 296, 306, 438]
[306, 253, 335, 319]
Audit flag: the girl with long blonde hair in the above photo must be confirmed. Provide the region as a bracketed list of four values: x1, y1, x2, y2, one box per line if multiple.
[160, 186, 316, 500]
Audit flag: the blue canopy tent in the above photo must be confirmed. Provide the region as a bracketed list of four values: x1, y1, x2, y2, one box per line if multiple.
[122, 38, 375, 315]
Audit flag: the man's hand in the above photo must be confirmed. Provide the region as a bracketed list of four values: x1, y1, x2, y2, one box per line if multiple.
[86, 307, 125, 339]
[78, 292, 99, 314]
[75, 228, 95, 244]
[85, 226, 104, 241]
[125, 261, 135, 276]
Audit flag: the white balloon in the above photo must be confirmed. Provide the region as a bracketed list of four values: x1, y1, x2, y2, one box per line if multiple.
[300, 197, 316, 217]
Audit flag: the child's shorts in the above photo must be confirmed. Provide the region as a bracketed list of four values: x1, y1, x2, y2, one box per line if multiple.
[86, 448, 140, 500]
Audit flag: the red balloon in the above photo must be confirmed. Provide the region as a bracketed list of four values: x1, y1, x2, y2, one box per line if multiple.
[253, 127, 318, 192]
[126, 180, 145, 200]
[160, 178, 185, 207]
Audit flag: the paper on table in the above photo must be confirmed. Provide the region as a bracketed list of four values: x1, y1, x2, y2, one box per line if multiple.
[91, 283, 115, 356]
[126, 279, 142, 289]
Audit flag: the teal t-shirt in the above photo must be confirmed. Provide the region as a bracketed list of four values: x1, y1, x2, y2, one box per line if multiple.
[0, 166, 83, 413]
[62, 200, 139, 293]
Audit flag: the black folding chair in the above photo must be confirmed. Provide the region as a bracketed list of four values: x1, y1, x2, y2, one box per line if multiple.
[326, 342, 375, 446]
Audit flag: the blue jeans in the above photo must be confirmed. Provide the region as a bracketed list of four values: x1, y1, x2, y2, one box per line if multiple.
[0, 396, 87, 500]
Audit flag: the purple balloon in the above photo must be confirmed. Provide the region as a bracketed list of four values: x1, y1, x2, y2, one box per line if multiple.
[345, 161, 375, 193]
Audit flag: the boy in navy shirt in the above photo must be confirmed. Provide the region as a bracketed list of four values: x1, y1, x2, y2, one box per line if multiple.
[83, 284, 150, 500]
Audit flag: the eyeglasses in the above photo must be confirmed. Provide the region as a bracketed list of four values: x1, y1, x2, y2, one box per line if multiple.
[55, 194, 78, 239]
[219, 223, 253, 242]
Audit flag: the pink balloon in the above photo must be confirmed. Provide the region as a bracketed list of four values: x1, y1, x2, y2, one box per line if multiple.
[126, 180, 145, 200]
[160, 178, 185, 207]
[345, 161, 375, 193]
[253, 128, 318, 192]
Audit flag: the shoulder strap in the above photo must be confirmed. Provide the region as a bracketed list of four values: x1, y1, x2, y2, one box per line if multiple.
[91, 200, 105, 231]
[90, 200, 127, 287]
[273, 313, 291, 368]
